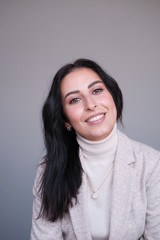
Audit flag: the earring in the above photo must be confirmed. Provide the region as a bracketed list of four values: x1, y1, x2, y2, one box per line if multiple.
[66, 126, 72, 131]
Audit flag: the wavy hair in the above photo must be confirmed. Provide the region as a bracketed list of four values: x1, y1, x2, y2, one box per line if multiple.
[39, 59, 123, 221]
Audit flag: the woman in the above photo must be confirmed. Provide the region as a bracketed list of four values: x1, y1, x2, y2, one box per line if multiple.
[31, 59, 160, 240]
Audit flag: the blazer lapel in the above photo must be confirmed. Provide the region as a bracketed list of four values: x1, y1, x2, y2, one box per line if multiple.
[69, 173, 92, 240]
[109, 131, 136, 239]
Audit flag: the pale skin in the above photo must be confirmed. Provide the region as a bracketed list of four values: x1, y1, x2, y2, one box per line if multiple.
[60, 68, 117, 141]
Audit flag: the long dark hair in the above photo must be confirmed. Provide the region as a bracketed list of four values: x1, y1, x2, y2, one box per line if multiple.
[39, 59, 123, 222]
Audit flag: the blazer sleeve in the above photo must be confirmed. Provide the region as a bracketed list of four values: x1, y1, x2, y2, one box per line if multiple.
[144, 158, 160, 240]
[30, 163, 63, 240]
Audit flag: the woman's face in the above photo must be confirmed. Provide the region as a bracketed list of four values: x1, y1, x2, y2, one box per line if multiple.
[60, 68, 117, 141]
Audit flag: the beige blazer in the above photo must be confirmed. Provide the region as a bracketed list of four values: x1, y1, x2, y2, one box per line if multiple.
[31, 131, 160, 240]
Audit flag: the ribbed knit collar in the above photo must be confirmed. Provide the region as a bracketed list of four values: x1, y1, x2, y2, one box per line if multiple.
[76, 123, 118, 159]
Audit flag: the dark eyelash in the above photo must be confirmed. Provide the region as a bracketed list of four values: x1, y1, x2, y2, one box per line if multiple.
[69, 98, 80, 104]
[93, 88, 103, 94]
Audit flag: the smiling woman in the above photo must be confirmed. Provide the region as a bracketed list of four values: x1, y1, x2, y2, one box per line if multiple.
[61, 68, 117, 141]
[30, 59, 160, 240]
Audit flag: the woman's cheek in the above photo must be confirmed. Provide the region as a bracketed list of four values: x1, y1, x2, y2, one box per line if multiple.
[65, 106, 78, 122]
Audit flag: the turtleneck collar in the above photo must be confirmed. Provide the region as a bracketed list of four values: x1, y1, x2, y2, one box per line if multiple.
[76, 123, 118, 157]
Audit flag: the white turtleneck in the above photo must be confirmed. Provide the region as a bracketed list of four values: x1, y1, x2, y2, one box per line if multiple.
[77, 124, 118, 240]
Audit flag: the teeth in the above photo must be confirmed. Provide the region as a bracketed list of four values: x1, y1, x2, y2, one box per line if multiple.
[88, 114, 104, 122]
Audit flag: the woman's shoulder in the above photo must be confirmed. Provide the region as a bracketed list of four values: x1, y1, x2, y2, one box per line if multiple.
[118, 130, 160, 158]
[33, 157, 46, 197]
[117, 130, 160, 179]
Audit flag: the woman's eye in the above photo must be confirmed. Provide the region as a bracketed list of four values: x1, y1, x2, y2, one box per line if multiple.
[69, 98, 80, 104]
[93, 88, 103, 95]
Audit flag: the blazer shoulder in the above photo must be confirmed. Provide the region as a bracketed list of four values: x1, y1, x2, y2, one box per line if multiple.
[130, 137, 160, 160]
[118, 130, 160, 159]
[33, 157, 46, 197]
[118, 131, 160, 180]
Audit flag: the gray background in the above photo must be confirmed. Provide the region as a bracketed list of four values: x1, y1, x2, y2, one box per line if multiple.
[0, 0, 160, 239]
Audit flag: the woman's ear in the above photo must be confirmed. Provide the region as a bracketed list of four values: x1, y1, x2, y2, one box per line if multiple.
[65, 122, 72, 132]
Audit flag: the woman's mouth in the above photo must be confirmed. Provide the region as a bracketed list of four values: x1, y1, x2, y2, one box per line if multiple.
[87, 113, 105, 123]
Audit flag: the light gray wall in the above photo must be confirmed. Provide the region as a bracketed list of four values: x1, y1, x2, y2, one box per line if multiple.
[0, 0, 160, 239]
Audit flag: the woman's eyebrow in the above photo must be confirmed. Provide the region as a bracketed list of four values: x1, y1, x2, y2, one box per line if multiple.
[64, 90, 80, 99]
[88, 80, 103, 88]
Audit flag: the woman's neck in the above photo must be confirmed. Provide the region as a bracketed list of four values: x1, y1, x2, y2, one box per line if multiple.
[77, 123, 118, 163]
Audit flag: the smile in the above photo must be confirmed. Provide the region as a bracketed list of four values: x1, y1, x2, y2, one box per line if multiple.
[87, 114, 105, 123]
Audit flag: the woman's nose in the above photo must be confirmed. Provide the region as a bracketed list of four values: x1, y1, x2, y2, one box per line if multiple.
[85, 97, 97, 111]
